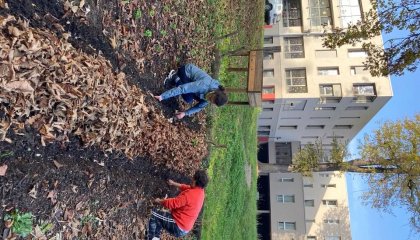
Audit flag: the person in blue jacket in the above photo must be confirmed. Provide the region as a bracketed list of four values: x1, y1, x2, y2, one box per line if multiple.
[154, 64, 228, 119]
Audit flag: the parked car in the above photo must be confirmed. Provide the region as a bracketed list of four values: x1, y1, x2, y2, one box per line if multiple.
[265, 0, 283, 25]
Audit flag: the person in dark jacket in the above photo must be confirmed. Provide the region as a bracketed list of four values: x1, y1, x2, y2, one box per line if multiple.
[146, 170, 209, 240]
[154, 64, 228, 119]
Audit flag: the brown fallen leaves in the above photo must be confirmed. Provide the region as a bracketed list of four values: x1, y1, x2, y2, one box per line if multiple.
[98, 0, 215, 78]
[0, 15, 207, 172]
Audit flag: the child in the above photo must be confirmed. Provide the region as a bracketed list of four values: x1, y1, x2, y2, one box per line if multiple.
[154, 64, 228, 119]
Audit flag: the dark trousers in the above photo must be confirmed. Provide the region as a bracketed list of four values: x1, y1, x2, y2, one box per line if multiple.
[175, 66, 195, 104]
[147, 209, 187, 239]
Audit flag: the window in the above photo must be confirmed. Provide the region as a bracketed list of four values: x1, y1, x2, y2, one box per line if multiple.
[279, 178, 294, 182]
[305, 200, 315, 207]
[306, 219, 316, 223]
[346, 106, 368, 110]
[314, 106, 336, 111]
[281, 117, 302, 120]
[263, 100, 275, 104]
[259, 125, 271, 131]
[348, 49, 367, 57]
[278, 221, 296, 230]
[259, 117, 273, 120]
[258, 130, 270, 136]
[277, 195, 295, 203]
[302, 136, 319, 139]
[263, 86, 275, 94]
[315, 50, 337, 58]
[311, 117, 331, 119]
[321, 184, 337, 188]
[350, 66, 368, 75]
[263, 69, 274, 77]
[322, 200, 338, 206]
[319, 85, 334, 96]
[353, 84, 376, 96]
[264, 52, 274, 60]
[319, 84, 342, 104]
[319, 173, 329, 177]
[324, 219, 340, 224]
[320, 153, 330, 163]
[284, 37, 305, 58]
[333, 125, 353, 129]
[304, 183, 314, 187]
[318, 67, 339, 75]
[275, 142, 293, 165]
[309, 0, 332, 27]
[263, 107, 274, 111]
[286, 69, 307, 93]
[340, 0, 361, 27]
[263, 86, 275, 100]
[307, 236, 317, 240]
[319, 84, 342, 97]
[325, 236, 341, 240]
[327, 135, 344, 138]
[353, 83, 376, 102]
[279, 125, 298, 130]
[306, 125, 325, 129]
[264, 37, 273, 44]
[283, 0, 302, 27]
[340, 116, 360, 119]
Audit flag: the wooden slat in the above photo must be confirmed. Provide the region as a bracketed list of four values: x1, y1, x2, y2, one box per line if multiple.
[225, 87, 247, 93]
[253, 50, 263, 92]
[227, 67, 248, 72]
[227, 101, 250, 105]
[248, 92, 262, 107]
[224, 50, 263, 107]
[247, 50, 263, 93]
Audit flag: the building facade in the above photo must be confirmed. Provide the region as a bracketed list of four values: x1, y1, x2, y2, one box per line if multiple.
[266, 171, 351, 240]
[258, 0, 393, 239]
[259, 0, 393, 152]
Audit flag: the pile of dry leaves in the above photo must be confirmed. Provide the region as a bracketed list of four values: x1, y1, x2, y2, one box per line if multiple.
[0, 15, 207, 172]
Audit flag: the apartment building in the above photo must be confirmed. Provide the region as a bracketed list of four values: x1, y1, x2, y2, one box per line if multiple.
[258, 0, 393, 239]
[258, 171, 351, 240]
[259, 0, 393, 152]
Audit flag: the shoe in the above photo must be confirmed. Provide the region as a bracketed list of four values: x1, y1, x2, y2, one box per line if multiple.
[152, 238, 160, 240]
[164, 70, 176, 86]
[168, 69, 176, 79]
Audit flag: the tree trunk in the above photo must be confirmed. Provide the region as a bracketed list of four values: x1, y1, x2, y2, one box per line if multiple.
[317, 159, 407, 174]
[259, 159, 408, 174]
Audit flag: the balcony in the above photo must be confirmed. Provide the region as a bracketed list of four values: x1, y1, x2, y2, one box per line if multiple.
[319, 84, 342, 103]
[353, 84, 377, 103]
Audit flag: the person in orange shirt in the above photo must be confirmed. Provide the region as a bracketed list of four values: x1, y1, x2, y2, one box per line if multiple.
[146, 170, 209, 240]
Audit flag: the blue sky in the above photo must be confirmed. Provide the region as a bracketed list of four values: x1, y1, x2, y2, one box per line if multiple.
[346, 55, 420, 238]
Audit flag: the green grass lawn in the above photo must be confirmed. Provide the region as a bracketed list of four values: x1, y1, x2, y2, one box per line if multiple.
[199, 0, 264, 239]
[201, 104, 259, 240]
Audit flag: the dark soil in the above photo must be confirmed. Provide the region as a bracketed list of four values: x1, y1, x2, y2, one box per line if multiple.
[0, 129, 188, 239]
[1, 0, 216, 239]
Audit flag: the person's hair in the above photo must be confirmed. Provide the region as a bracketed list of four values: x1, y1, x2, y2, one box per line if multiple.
[193, 170, 209, 188]
[213, 86, 228, 106]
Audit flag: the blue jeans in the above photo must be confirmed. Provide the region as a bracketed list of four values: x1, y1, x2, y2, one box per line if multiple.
[176, 66, 195, 104]
[147, 209, 188, 239]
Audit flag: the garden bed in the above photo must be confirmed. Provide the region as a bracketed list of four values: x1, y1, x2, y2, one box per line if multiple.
[0, 0, 218, 238]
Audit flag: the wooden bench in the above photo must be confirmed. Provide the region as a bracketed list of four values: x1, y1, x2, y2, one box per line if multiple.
[225, 50, 263, 107]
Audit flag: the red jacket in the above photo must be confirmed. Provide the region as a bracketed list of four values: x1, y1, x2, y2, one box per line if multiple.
[161, 184, 205, 231]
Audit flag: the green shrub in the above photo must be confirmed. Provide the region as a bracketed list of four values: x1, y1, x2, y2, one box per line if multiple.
[133, 9, 142, 20]
[144, 29, 153, 38]
[4, 210, 34, 237]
